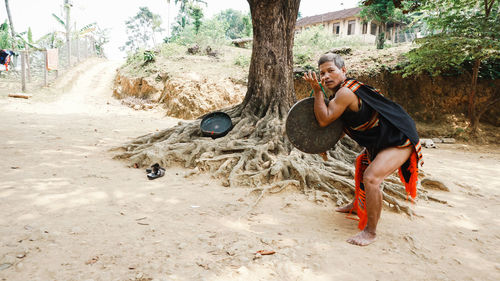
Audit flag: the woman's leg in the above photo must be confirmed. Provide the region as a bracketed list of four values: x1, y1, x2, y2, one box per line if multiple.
[347, 146, 413, 246]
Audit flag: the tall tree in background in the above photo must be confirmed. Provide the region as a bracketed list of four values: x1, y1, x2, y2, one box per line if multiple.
[402, 0, 499, 134]
[189, 4, 203, 34]
[360, 0, 398, 49]
[216, 9, 252, 39]
[121, 7, 163, 52]
[116, 0, 419, 214]
[0, 20, 12, 49]
[4, 0, 15, 47]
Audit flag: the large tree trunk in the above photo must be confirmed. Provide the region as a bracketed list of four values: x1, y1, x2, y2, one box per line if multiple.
[114, 0, 442, 216]
[242, 0, 300, 117]
[4, 0, 15, 44]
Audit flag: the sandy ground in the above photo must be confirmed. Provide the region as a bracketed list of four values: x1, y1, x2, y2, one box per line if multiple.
[1, 59, 499, 281]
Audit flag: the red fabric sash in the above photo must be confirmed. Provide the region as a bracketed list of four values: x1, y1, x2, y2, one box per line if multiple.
[351, 150, 418, 230]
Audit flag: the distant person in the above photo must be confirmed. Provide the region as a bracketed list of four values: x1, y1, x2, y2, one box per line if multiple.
[0, 49, 14, 71]
[303, 53, 423, 246]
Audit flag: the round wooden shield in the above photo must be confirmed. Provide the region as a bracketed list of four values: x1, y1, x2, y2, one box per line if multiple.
[286, 97, 344, 154]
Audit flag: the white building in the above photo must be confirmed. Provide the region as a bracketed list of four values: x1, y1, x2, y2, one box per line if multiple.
[295, 7, 408, 43]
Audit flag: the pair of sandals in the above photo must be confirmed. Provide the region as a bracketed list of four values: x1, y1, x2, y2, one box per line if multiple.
[146, 163, 165, 180]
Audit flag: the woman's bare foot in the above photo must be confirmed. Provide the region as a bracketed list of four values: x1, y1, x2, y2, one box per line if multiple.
[346, 229, 376, 246]
[335, 202, 355, 213]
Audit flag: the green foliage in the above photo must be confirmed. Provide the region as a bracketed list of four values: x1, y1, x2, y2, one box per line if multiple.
[360, 0, 396, 24]
[293, 25, 371, 69]
[143, 50, 156, 63]
[189, 4, 204, 34]
[27, 28, 33, 43]
[159, 42, 185, 57]
[215, 9, 252, 39]
[234, 54, 250, 67]
[121, 7, 163, 53]
[399, 0, 500, 78]
[170, 0, 207, 37]
[0, 20, 12, 49]
[167, 16, 229, 48]
[52, 13, 65, 27]
[360, 0, 411, 49]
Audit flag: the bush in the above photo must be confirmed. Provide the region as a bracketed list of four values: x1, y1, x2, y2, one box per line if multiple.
[143, 50, 155, 63]
[293, 25, 372, 69]
[234, 54, 250, 67]
[167, 18, 229, 50]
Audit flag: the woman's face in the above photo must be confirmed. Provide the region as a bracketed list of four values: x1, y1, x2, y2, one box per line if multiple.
[319, 61, 347, 90]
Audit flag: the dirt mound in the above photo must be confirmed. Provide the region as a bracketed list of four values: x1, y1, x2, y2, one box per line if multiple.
[114, 71, 245, 119]
[158, 75, 245, 119]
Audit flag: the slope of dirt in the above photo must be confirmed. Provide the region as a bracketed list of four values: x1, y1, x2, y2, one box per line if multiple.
[0, 59, 499, 281]
[113, 45, 249, 119]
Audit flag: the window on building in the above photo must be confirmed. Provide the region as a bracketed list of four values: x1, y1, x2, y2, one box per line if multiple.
[370, 23, 377, 35]
[362, 23, 368, 34]
[347, 20, 356, 35]
[333, 23, 340, 35]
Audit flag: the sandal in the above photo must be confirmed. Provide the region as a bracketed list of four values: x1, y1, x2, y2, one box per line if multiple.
[147, 163, 165, 180]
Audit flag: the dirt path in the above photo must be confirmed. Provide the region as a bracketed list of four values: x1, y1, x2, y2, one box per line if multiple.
[1, 59, 499, 281]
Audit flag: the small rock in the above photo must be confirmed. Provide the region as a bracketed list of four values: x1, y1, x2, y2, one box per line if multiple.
[0, 263, 12, 271]
[432, 138, 443, 143]
[1, 255, 16, 265]
[442, 138, 456, 144]
[184, 167, 200, 178]
[421, 178, 449, 191]
[177, 243, 187, 250]
[70, 227, 83, 234]
[136, 272, 144, 279]
[236, 266, 249, 275]
[421, 138, 436, 148]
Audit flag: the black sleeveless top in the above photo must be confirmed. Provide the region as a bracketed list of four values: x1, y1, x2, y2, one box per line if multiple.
[340, 86, 411, 160]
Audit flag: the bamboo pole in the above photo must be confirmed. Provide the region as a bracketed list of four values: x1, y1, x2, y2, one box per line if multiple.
[21, 51, 26, 92]
[43, 50, 48, 86]
[76, 38, 80, 62]
[25, 47, 32, 83]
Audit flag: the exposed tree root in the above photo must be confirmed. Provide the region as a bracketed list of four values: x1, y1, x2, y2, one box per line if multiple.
[114, 104, 445, 217]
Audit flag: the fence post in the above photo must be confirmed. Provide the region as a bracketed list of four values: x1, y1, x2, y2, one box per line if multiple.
[26, 48, 32, 83]
[67, 40, 72, 67]
[21, 51, 26, 92]
[76, 38, 80, 62]
[43, 50, 48, 87]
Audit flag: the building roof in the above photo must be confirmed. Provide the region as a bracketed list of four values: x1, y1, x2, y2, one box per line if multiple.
[296, 7, 362, 28]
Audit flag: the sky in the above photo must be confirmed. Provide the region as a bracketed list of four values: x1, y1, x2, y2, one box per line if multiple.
[0, 0, 360, 59]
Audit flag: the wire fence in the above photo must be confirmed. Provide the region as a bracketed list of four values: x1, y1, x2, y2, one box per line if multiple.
[0, 37, 98, 95]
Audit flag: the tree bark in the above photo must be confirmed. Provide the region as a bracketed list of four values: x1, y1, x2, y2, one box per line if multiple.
[468, 58, 480, 134]
[65, 0, 71, 66]
[243, 0, 300, 118]
[4, 0, 15, 45]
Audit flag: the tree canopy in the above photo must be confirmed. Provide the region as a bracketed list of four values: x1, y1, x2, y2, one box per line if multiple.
[401, 0, 499, 133]
[121, 7, 163, 53]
